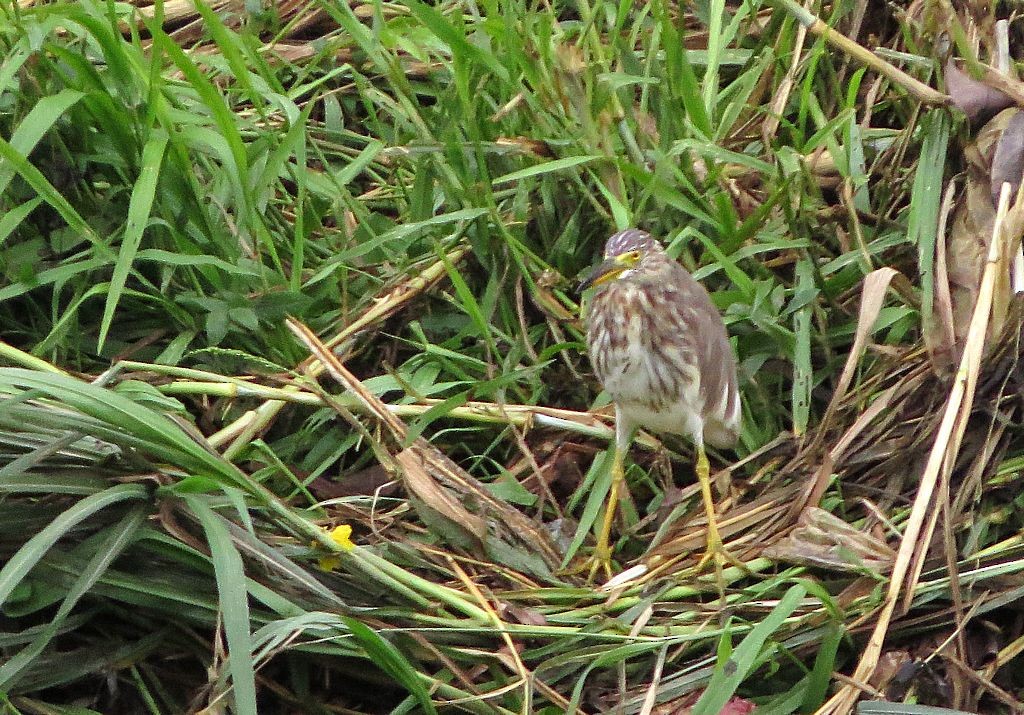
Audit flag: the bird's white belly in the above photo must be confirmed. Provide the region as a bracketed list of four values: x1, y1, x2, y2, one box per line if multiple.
[601, 341, 704, 440]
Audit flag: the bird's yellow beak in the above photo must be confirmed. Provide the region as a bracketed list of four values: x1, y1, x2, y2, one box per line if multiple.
[578, 251, 641, 291]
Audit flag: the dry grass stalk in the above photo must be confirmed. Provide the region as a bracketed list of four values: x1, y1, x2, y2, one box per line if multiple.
[818, 183, 1015, 715]
[213, 244, 471, 453]
[300, 244, 472, 372]
[798, 267, 902, 510]
[762, 14, 807, 146]
[928, 181, 960, 367]
[287, 318, 564, 574]
[774, 0, 950, 105]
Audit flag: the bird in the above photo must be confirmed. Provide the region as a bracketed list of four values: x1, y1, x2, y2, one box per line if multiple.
[580, 228, 742, 581]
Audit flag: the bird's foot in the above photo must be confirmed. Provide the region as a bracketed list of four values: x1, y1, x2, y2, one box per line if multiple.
[693, 533, 752, 602]
[584, 543, 615, 583]
[694, 535, 748, 574]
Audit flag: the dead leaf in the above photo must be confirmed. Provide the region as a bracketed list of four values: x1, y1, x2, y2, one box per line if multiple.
[928, 182, 959, 368]
[308, 465, 397, 499]
[762, 507, 895, 573]
[802, 147, 842, 188]
[990, 111, 1024, 205]
[943, 108, 1024, 353]
[980, 64, 1024, 106]
[494, 136, 553, 158]
[397, 449, 488, 549]
[635, 108, 661, 146]
[947, 167, 996, 347]
[884, 658, 924, 700]
[945, 59, 1014, 122]
[500, 603, 548, 626]
[869, 649, 914, 692]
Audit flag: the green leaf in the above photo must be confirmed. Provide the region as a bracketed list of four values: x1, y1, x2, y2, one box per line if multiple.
[0, 197, 43, 247]
[98, 131, 168, 352]
[397, 0, 509, 83]
[0, 484, 148, 609]
[0, 506, 147, 690]
[693, 584, 807, 715]
[187, 497, 258, 715]
[333, 139, 386, 186]
[0, 369, 246, 491]
[791, 257, 815, 436]
[492, 155, 603, 185]
[0, 88, 84, 198]
[802, 620, 843, 711]
[908, 110, 951, 335]
[341, 616, 438, 715]
[0, 138, 114, 262]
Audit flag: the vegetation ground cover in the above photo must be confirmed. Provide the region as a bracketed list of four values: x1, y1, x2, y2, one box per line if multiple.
[2, 0, 1024, 713]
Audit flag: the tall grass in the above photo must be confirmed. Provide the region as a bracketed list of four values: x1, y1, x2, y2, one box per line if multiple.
[1, 0, 1023, 713]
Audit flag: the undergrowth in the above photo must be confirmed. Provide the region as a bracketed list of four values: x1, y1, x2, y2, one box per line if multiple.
[1, 0, 1023, 713]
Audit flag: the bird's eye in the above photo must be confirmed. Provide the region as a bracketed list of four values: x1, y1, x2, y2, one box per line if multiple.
[626, 250, 642, 262]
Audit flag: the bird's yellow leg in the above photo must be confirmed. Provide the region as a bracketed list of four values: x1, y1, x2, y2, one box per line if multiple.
[587, 443, 625, 581]
[694, 443, 747, 591]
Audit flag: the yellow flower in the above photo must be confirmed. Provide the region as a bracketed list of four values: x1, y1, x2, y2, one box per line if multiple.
[317, 524, 355, 572]
[328, 524, 355, 550]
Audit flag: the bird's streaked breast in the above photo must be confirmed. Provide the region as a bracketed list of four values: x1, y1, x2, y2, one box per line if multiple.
[585, 262, 739, 449]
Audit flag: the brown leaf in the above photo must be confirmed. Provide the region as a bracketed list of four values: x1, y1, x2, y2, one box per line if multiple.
[762, 507, 895, 572]
[397, 448, 488, 549]
[499, 603, 548, 626]
[944, 108, 1024, 353]
[945, 59, 1014, 122]
[635, 108, 661, 146]
[308, 465, 398, 500]
[494, 136, 553, 158]
[516, 439, 593, 499]
[947, 169, 995, 346]
[928, 182, 958, 369]
[884, 657, 924, 700]
[979, 64, 1024, 107]
[975, 107, 1020, 163]
[991, 111, 1024, 205]
[869, 649, 914, 693]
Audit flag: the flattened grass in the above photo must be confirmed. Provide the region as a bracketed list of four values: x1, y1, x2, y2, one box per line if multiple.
[2, 0, 1024, 712]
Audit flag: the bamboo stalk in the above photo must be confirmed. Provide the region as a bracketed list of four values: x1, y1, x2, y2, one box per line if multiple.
[150, 376, 698, 451]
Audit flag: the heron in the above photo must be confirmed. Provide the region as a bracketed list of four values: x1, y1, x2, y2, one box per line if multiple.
[580, 228, 742, 581]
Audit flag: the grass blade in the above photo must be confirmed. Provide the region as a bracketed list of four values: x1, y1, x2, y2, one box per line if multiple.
[342, 616, 438, 715]
[0, 484, 148, 608]
[98, 131, 168, 352]
[0, 506, 147, 690]
[187, 497, 258, 715]
[693, 584, 807, 715]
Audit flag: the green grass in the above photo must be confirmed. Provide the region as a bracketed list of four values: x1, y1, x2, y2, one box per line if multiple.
[1, 0, 1023, 712]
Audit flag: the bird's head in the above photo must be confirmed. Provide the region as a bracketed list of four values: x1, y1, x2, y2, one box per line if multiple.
[579, 229, 665, 291]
